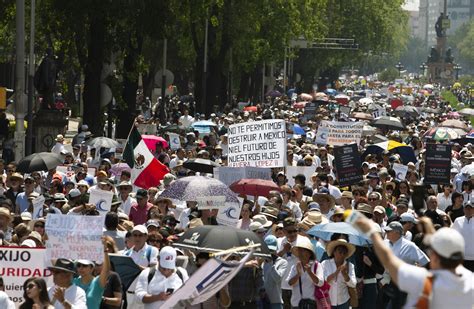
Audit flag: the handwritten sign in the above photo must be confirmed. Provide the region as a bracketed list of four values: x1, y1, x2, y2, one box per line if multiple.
[0, 247, 53, 306]
[333, 143, 363, 186]
[227, 119, 287, 168]
[32, 195, 45, 219]
[214, 167, 272, 186]
[45, 214, 105, 263]
[315, 121, 364, 146]
[89, 189, 114, 213]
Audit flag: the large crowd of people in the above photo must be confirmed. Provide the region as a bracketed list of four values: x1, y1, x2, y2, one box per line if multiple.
[0, 78, 473, 309]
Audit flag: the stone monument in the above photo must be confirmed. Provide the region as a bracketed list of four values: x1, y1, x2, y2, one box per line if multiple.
[426, 13, 454, 84]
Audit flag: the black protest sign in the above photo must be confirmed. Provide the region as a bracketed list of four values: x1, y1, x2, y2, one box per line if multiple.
[303, 102, 319, 120]
[334, 143, 363, 186]
[424, 143, 451, 185]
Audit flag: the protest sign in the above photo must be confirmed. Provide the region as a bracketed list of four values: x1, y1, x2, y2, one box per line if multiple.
[424, 143, 451, 185]
[169, 133, 181, 150]
[163, 250, 253, 308]
[303, 102, 319, 120]
[339, 105, 351, 117]
[227, 119, 286, 168]
[333, 144, 363, 186]
[214, 167, 272, 186]
[216, 202, 242, 227]
[285, 166, 315, 187]
[393, 163, 408, 181]
[89, 188, 114, 213]
[0, 247, 53, 306]
[372, 108, 386, 119]
[32, 195, 45, 219]
[137, 123, 157, 135]
[45, 214, 105, 263]
[315, 121, 364, 146]
[56, 165, 75, 180]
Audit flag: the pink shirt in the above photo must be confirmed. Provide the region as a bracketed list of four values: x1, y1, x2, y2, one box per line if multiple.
[129, 202, 153, 225]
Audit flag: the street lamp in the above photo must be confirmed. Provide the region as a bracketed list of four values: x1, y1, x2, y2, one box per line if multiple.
[453, 64, 462, 80]
[395, 62, 404, 77]
[419, 62, 427, 77]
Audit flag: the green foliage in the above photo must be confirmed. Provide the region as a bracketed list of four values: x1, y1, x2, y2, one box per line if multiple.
[378, 67, 399, 82]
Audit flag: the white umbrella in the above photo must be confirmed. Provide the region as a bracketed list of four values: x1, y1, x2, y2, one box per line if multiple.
[359, 97, 374, 105]
[423, 84, 434, 90]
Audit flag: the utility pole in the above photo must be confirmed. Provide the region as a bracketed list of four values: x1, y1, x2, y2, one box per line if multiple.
[26, 0, 35, 155]
[15, 0, 26, 161]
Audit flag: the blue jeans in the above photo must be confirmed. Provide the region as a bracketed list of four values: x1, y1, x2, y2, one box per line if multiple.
[332, 300, 350, 309]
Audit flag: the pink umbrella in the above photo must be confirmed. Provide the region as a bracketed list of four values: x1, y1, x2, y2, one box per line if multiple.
[142, 135, 169, 152]
[109, 163, 132, 177]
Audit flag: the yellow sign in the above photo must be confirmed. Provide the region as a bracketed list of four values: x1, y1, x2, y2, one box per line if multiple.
[0, 87, 6, 109]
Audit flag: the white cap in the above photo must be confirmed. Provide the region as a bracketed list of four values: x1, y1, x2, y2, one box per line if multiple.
[20, 212, 32, 221]
[368, 163, 377, 170]
[429, 228, 465, 260]
[68, 189, 81, 198]
[249, 221, 264, 232]
[400, 212, 418, 224]
[132, 225, 148, 235]
[20, 239, 36, 247]
[159, 246, 177, 269]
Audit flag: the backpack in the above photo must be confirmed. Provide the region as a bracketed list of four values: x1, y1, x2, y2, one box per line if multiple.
[147, 266, 184, 284]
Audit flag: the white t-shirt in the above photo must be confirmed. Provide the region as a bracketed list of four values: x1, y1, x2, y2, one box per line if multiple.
[397, 264, 474, 309]
[48, 284, 87, 309]
[179, 115, 194, 128]
[287, 261, 324, 307]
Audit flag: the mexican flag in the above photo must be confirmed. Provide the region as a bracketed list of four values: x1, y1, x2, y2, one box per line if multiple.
[123, 127, 170, 189]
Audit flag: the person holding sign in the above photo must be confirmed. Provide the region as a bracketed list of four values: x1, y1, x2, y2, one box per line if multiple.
[72, 237, 111, 309]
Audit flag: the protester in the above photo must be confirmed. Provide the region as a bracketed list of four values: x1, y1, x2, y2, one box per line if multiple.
[47, 258, 87, 309]
[20, 277, 54, 309]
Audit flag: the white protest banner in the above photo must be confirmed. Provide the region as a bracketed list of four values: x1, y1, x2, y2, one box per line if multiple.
[162, 250, 253, 308]
[315, 120, 364, 146]
[45, 214, 105, 263]
[227, 119, 286, 168]
[32, 195, 45, 219]
[285, 166, 315, 187]
[89, 188, 114, 213]
[213, 167, 272, 186]
[0, 247, 53, 306]
[169, 133, 181, 150]
[372, 108, 386, 119]
[393, 163, 408, 181]
[216, 202, 242, 227]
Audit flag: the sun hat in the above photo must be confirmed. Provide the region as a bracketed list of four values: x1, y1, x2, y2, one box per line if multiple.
[20, 212, 32, 221]
[160, 173, 177, 187]
[400, 212, 418, 224]
[132, 224, 148, 235]
[146, 220, 160, 228]
[20, 239, 37, 248]
[55, 134, 64, 142]
[249, 221, 265, 232]
[77, 180, 90, 188]
[427, 227, 465, 260]
[10, 173, 24, 181]
[326, 238, 356, 258]
[374, 206, 386, 215]
[116, 181, 133, 189]
[252, 214, 273, 228]
[261, 206, 279, 219]
[291, 236, 315, 259]
[341, 191, 353, 199]
[264, 235, 278, 252]
[313, 189, 336, 208]
[0, 207, 12, 222]
[357, 203, 374, 215]
[27, 231, 43, 246]
[53, 193, 67, 203]
[384, 221, 403, 233]
[330, 207, 345, 220]
[76, 259, 95, 267]
[159, 246, 177, 269]
[68, 189, 82, 199]
[48, 258, 76, 274]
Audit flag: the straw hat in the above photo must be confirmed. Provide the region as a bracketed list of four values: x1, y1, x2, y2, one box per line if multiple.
[326, 239, 356, 258]
[0, 207, 12, 222]
[313, 190, 336, 208]
[10, 173, 24, 182]
[291, 236, 315, 259]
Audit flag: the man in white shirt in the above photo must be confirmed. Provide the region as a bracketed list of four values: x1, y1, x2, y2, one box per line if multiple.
[47, 258, 87, 309]
[51, 135, 66, 155]
[116, 181, 136, 215]
[452, 202, 474, 271]
[178, 109, 194, 128]
[135, 246, 187, 309]
[356, 216, 473, 309]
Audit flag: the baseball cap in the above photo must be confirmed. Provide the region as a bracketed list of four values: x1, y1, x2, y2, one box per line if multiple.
[132, 225, 148, 235]
[374, 206, 386, 215]
[68, 189, 82, 198]
[400, 212, 418, 224]
[264, 235, 278, 251]
[384, 221, 403, 233]
[428, 227, 465, 260]
[146, 220, 160, 228]
[159, 246, 177, 269]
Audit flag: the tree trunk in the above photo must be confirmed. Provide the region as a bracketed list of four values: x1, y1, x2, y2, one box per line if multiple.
[83, 15, 105, 136]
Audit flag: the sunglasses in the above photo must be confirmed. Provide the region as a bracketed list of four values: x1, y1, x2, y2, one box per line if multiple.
[26, 284, 36, 290]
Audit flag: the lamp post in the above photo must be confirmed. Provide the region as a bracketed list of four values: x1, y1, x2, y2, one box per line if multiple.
[453, 64, 462, 80]
[395, 62, 404, 77]
[419, 62, 427, 77]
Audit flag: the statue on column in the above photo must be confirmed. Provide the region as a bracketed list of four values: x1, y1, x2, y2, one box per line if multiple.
[34, 48, 57, 109]
[435, 13, 444, 38]
[428, 47, 439, 63]
[445, 47, 454, 63]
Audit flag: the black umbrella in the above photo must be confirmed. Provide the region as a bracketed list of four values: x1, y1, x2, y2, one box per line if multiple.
[371, 116, 405, 131]
[17, 152, 64, 173]
[183, 158, 220, 174]
[394, 106, 419, 117]
[174, 225, 271, 258]
[109, 254, 142, 290]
